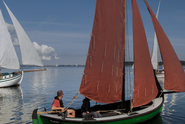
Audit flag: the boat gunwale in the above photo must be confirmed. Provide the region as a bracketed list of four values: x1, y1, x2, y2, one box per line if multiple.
[0, 72, 22, 83]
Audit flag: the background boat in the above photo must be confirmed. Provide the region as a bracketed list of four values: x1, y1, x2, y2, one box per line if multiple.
[150, 0, 164, 79]
[0, 1, 45, 87]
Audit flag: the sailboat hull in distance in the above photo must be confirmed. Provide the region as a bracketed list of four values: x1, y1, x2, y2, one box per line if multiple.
[0, 71, 23, 88]
[0, 1, 45, 88]
[156, 70, 164, 78]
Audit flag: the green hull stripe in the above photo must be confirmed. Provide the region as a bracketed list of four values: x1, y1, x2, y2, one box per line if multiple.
[0, 73, 22, 83]
[32, 105, 163, 124]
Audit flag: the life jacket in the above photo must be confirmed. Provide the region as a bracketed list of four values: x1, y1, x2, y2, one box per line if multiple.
[54, 96, 64, 107]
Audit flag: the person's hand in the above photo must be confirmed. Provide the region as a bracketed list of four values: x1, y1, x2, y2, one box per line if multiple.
[60, 108, 65, 112]
[96, 111, 100, 113]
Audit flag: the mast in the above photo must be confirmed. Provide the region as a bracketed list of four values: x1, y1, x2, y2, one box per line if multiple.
[121, 0, 126, 108]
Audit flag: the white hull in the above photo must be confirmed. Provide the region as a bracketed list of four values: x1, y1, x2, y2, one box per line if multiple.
[156, 70, 164, 78]
[0, 71, 23, 88]
[156, 73, 164, 78]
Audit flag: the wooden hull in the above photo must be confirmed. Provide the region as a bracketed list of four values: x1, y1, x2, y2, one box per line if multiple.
[32, 97, 163, 124]
[0, 71, 23, 88]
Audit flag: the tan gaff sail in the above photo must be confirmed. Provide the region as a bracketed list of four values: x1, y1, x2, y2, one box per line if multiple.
[79, 0, 125, 103]
[132, 0, 159, 108]
[145, 0, 185, 92]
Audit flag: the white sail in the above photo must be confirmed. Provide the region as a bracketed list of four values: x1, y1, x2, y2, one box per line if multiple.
[0, 9, 20, 69]
[151, 0, 161, 70]
[3, 1, 43, 66]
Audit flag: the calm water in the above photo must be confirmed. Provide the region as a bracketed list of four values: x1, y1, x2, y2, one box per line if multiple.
[0, 66, 185, 124]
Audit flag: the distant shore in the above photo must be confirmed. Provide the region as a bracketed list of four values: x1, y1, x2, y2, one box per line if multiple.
[20, 60, 185, 67]
[125, 60, 185, 66]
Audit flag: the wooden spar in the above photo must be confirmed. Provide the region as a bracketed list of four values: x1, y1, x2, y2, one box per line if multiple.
[37, 108, 126, 115]
[16, 68, 47, 73]
[37, 109, 65, 114]
[37, 111, 60, 114]
[163, 91, 178, 94]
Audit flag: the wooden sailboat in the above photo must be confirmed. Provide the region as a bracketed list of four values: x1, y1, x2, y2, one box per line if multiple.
[150, 0, 164, 79]
[0, 1, 45, 88]
[32, 0, 185, 123]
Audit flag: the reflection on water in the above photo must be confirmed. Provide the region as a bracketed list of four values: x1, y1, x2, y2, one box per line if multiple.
[0, 66, 185, 123]
[0, 87, 23, 124]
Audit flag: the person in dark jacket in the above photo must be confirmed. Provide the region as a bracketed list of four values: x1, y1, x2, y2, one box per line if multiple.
[81, 97, 102, 118]
[51, 90, 75, 117]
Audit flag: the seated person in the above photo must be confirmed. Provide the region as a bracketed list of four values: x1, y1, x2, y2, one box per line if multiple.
[51, 90, 75, 117]
[81, 97, 102, 118]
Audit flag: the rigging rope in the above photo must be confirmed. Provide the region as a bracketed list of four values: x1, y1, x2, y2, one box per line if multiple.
[64, 91, 79, 111]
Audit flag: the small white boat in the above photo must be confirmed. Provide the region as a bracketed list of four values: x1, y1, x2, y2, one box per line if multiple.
[0, 71, 23, 88]
[150, 0, 164, 79]
[0, 1, 45, 88]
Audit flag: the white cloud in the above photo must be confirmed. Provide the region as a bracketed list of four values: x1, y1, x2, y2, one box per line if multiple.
[40, 55, 51, 60]
[12, 38, 19, 46]
[53, 53, 60, 60]
[6, 22, 15, 34]
[33, 42, 60, 61]
[33, 42, 55, 54]
[5, 22, 60, 61]
[6, 22, 20, 47]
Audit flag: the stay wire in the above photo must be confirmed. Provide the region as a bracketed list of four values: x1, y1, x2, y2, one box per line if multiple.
[64, 91, 79, 111]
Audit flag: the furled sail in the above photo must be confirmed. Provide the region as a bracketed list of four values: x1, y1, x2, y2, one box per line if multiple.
[151, 0, 161, 70]
[132, 0, 159, 108]
[79, 0, 125, 103]
[0, 9, 20, 69]
[3, 1, 43, 66]
[145, 0, 185, 92]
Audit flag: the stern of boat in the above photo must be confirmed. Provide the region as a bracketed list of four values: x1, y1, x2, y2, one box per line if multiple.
[32, 109, 42, 124]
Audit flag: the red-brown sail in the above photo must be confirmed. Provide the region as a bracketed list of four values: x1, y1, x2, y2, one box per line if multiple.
[132, 0, 159, 108]
[145, 0, 185, 92]
[79, 0, 125, 103]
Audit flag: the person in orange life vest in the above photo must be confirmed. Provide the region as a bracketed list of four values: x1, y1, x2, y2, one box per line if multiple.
[51, 90, 75, 117]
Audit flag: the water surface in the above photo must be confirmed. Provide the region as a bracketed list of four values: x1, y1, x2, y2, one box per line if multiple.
[0, 66, 185, 124]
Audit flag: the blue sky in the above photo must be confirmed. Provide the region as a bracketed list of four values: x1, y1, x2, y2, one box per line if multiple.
[0, 0, 185, 65]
